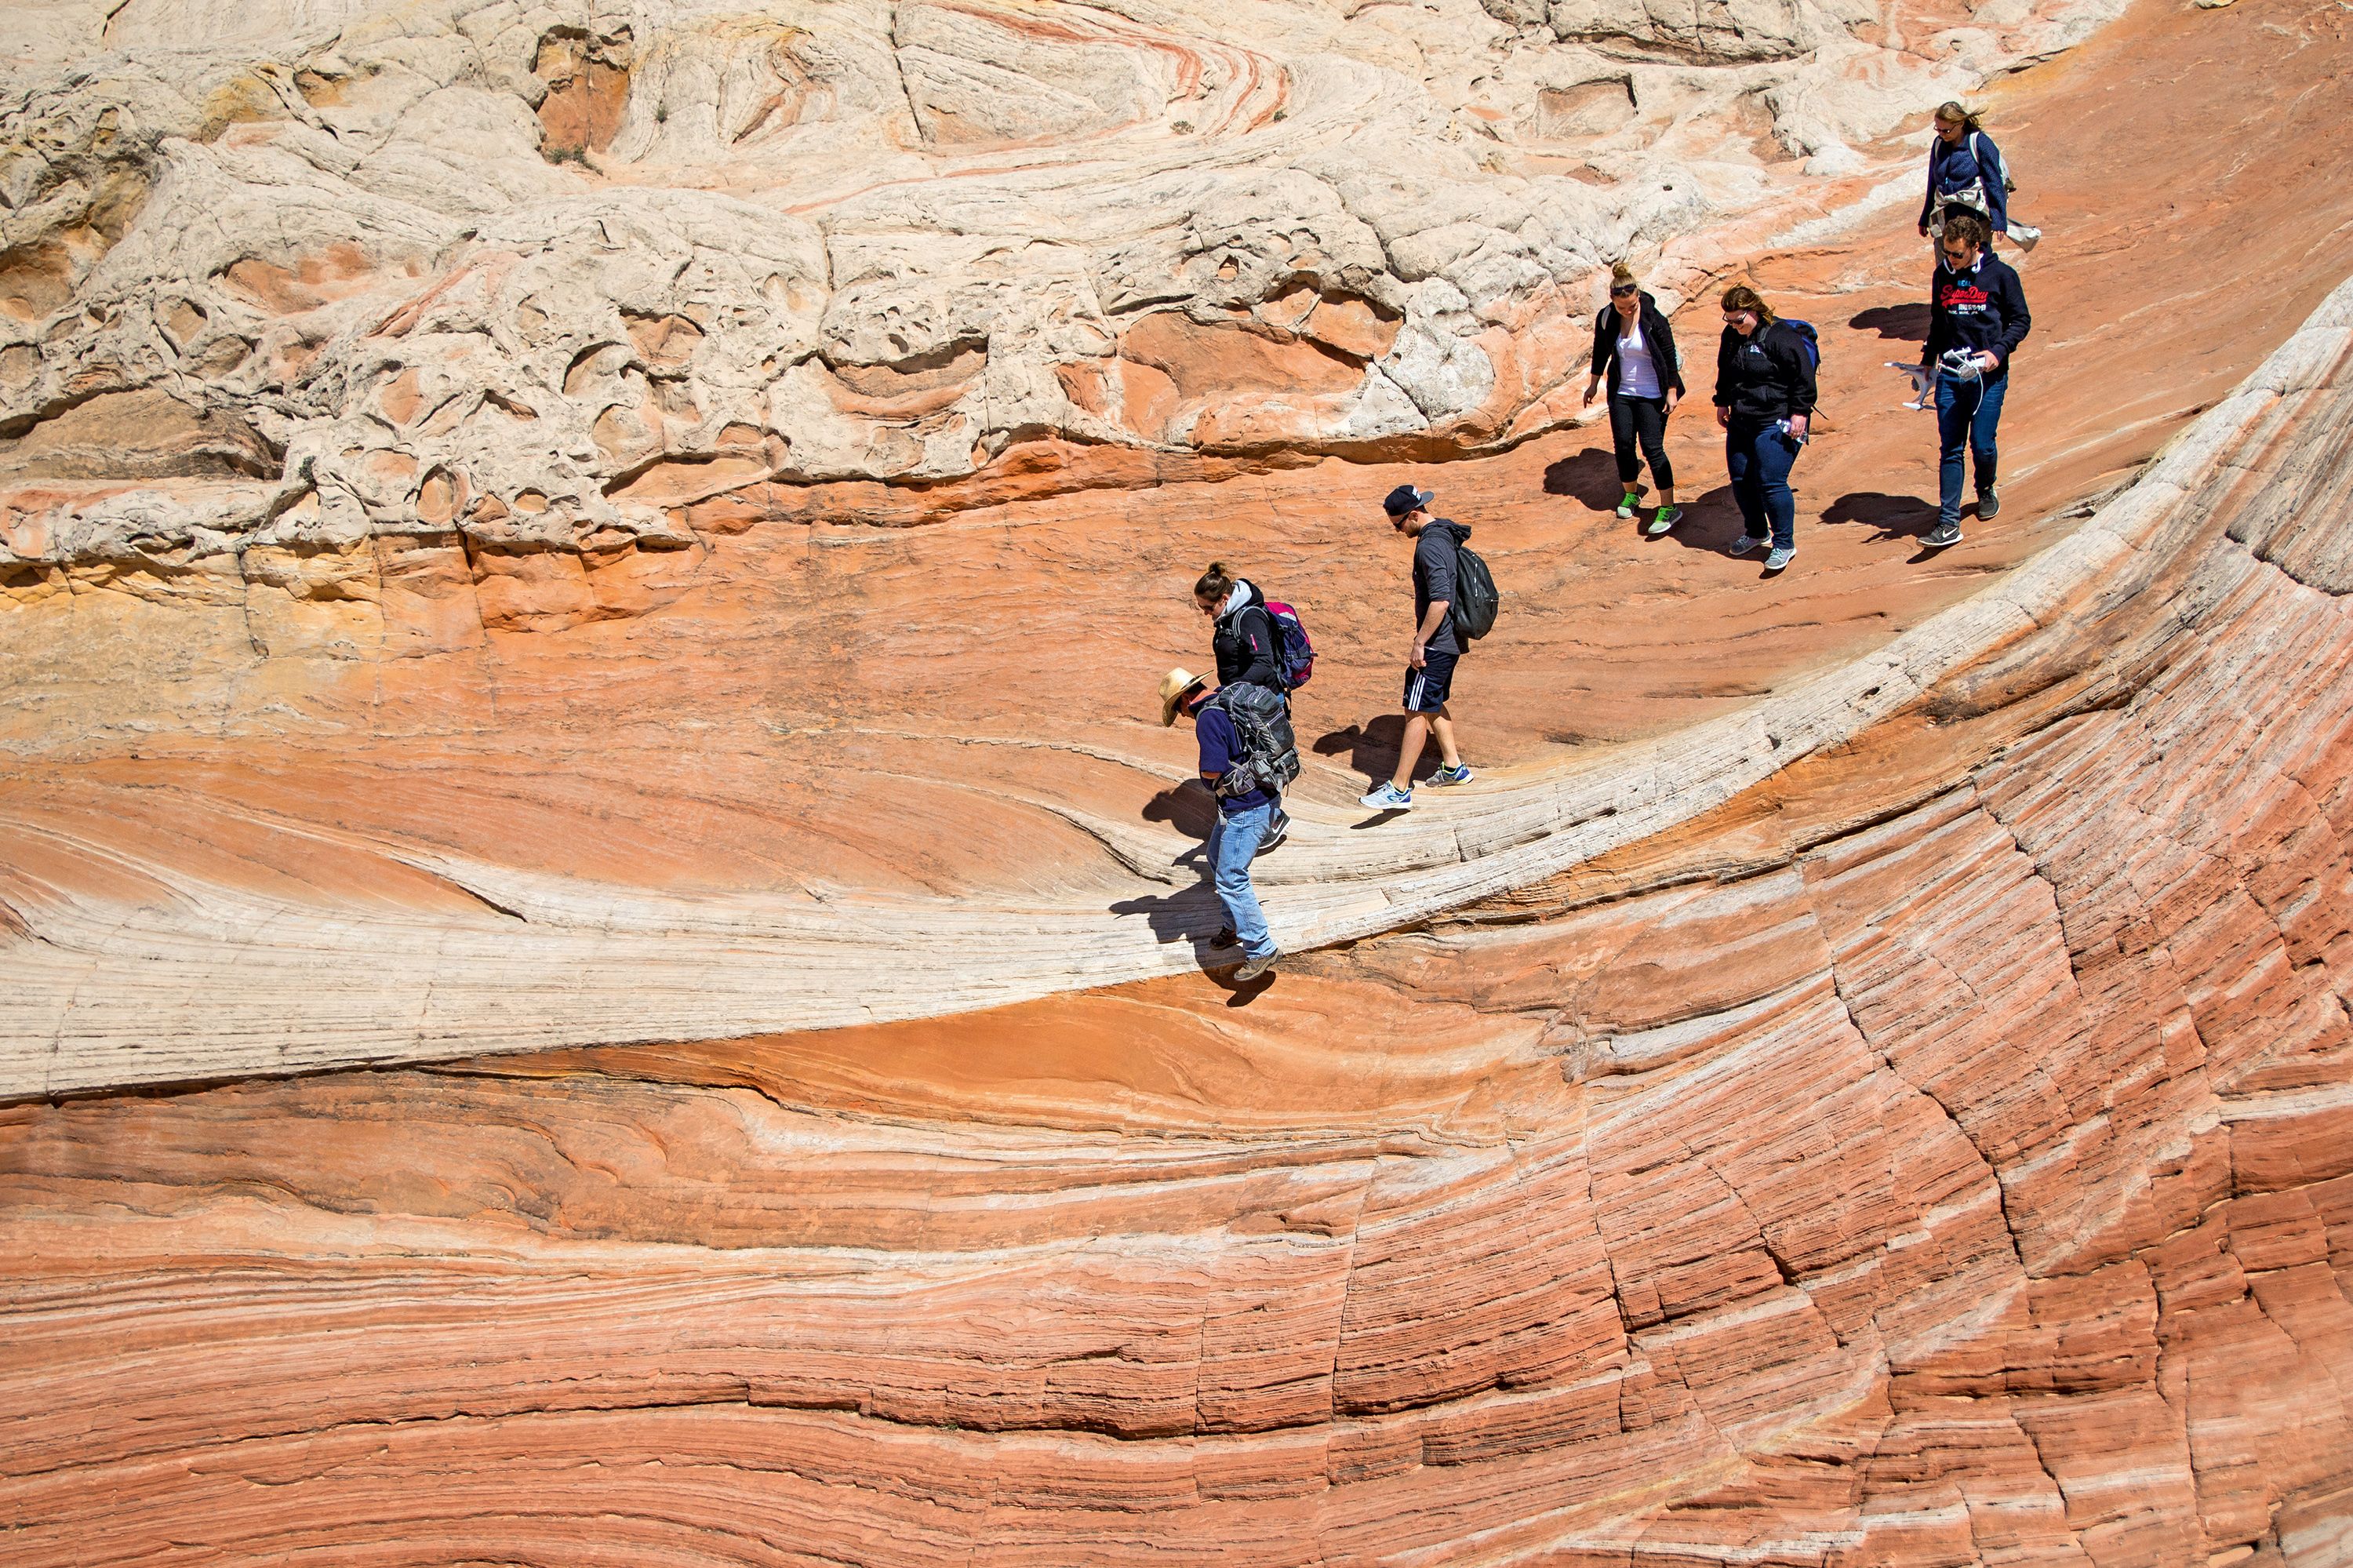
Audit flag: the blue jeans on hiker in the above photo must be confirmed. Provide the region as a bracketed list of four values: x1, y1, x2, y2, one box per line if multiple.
[1208, 801, 1276, 961]
[1936, 371, 2006, 525]
[1726, 420, 1801, 551]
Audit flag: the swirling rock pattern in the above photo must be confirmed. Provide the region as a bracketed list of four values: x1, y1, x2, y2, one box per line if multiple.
[8, 0, 2353, 1559]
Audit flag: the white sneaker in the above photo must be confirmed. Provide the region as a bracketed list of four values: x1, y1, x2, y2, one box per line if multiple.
[1358, 782, 1413, 811]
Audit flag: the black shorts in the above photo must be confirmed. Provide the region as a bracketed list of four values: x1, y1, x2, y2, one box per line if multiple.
[1402, 648, 1460, 714]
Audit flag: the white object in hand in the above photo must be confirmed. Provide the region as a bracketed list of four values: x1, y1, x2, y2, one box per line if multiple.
[1888, 360, 1933, 410]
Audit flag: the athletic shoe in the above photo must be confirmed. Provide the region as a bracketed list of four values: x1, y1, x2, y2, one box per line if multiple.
[1614, 492, 1641, 519]
[1425, 762, 1475, 787]
[1645, 506, 1683, 537]
[1257, 809, 1289, 853]
[1234, 951, 1280, 983]
[1728, 533, 1768, 557]
[1359, 782, 1413, 811]
[1209, 925, 1240, 949]
[1923, 520, 1962, 549]
[1976, 488, 2001, 520]
[1763, 547, 1795, 573]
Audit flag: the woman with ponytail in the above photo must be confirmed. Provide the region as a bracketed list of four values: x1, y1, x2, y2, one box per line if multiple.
[1581, 261, 1686, 535]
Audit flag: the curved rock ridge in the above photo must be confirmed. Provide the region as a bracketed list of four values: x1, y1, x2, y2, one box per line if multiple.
[7, 304, 2353, 1553]
[0, 0, 2107, 604]
[4, 264, 2351, 1100]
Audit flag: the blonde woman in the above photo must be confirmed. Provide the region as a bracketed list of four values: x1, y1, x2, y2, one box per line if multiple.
[1580, 262, 1686, 536]
[1918, 101, 2038, 251]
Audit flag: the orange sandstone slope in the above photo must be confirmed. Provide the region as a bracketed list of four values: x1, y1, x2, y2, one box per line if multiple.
[8, 1, 2353, 1565]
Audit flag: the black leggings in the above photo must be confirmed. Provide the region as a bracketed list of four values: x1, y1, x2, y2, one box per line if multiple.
[1609, 394, 1674, 492]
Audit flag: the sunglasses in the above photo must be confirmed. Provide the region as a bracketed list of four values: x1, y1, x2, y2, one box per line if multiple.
[1610, 285, 1638, 297]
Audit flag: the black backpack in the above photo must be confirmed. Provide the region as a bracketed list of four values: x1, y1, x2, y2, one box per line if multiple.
[1206, 681, 1300, 799]
[1452, 540, 1500, 641]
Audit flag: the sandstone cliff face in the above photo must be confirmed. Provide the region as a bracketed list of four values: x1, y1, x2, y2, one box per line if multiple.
[7, 0, 2353, 1559]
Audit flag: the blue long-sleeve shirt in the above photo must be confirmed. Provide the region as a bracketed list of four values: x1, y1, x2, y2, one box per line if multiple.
[1919, 131, 2009, 233]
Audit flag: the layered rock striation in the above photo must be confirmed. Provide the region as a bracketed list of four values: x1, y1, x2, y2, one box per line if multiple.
[8, 0, 2353, 1559]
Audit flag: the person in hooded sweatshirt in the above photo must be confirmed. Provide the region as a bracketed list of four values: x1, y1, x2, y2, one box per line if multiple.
[1360, 485, 1475, 812]
[1917, 101, 2037, 252]
[1192, 562, 1288, 848]
[1714, 284, 1817, 575]
[1918, 209, 2031, 549]
[1581, 260, 1686, 537]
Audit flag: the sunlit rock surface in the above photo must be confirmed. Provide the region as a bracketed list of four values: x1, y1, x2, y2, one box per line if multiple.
[6, 0, 2353, 1559]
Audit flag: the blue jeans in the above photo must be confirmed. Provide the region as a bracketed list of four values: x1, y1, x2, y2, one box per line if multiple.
[1208, 801, 1275, 960]
[1935, 372, 2006, 524]
[1726, 420, 1801, 551]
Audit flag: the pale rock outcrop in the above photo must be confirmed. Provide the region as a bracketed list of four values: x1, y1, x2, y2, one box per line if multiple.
[2, 0, 2104, 598]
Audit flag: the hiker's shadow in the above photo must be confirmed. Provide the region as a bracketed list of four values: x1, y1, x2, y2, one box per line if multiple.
[1140, 781, 1217, 868]
[1850, 303, 1929, 342]
[1824, 491, 1942, 559]
[1317, 715, 1453, 791]
[1106, 869, 1276, 1006]
[1543, 447, 1627, 511]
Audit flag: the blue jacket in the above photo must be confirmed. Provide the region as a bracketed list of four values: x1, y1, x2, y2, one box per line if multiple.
[1919, 130, 2009, 233]
[1923, 252, 2031, 382]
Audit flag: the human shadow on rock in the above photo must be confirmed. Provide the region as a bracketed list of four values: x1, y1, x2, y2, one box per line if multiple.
[1850, 303, 1930, 341]
[1824, 491, 1939, 542]
[1542, 447, 1630, 510]
[1653, 483, 1748, 553]
[1140, 781, 1217, 868]
[1107, 882, 1228, 949]
[1318, 715, 1453, 787]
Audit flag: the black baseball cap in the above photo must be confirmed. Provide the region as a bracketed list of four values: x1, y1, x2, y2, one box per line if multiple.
[1382, 484, 1433, 517]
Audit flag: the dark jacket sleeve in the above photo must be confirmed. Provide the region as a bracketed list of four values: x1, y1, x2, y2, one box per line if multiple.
[1922, 269, 1949, 367]
[1231, 605, 1283, 689]
[1976, 133, 2009, 231]
[1920, 143, 1940, 228]
[1779, 324, 1817, 418]
[1591, 308, 1616, 388]
[1420, 529, 1458, 609]
[1649, 305, 1685, 395]
[1714, 327, 1737, 407]
[1993, 260, 2031, 362]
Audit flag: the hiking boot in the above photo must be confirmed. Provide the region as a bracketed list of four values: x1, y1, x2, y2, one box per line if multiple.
[1923, 520, 1963, 549]
[1233, 951, 1280, 983]
[1763, 546, 1796, 573]
[1425, 762, 1475, 788]
[1257, 809, 1289, 853]
[1209, 925, 1240, 949]
[1975, 487, 2001, 521]
[1359, 782, 1413, 811]
[1645, 506, 1683, 537]
[1728, 532, 1768, 557]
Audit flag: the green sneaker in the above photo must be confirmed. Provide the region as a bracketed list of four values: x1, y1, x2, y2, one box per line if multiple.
[1644, 505, 1684, 537]
[1613, 491, 1641, 519]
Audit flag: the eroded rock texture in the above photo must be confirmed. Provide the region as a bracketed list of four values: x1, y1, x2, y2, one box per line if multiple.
[0, 0, 2111, 609]
[7, 0, 2353, 1558]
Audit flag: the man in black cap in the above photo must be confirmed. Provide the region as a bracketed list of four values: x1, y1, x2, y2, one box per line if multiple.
[1362, 484, 1475, 811]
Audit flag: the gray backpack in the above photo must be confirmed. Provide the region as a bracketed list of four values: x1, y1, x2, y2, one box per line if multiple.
[1207, 682, 1300, 799]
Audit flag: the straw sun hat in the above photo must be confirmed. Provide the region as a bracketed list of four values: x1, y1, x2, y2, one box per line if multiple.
[1158, 667, 1209, 726]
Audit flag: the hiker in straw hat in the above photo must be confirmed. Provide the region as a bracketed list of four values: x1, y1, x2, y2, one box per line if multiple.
[1159, 666, 1280, 982]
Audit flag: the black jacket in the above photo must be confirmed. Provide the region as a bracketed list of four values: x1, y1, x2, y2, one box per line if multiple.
[1211, 581, 1283, 690]
[1923, 253, 2030, 384]
[1591, 293, 1685, 398]
[1715, 319, 1817, 425]
[1413, 519, 1471, 657]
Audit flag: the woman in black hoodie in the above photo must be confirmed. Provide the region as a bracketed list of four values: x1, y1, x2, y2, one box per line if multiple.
[1194, 562, 1282, 691]
[1581, 262, 1686, 536]
[1712, 283, 1817, 574]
